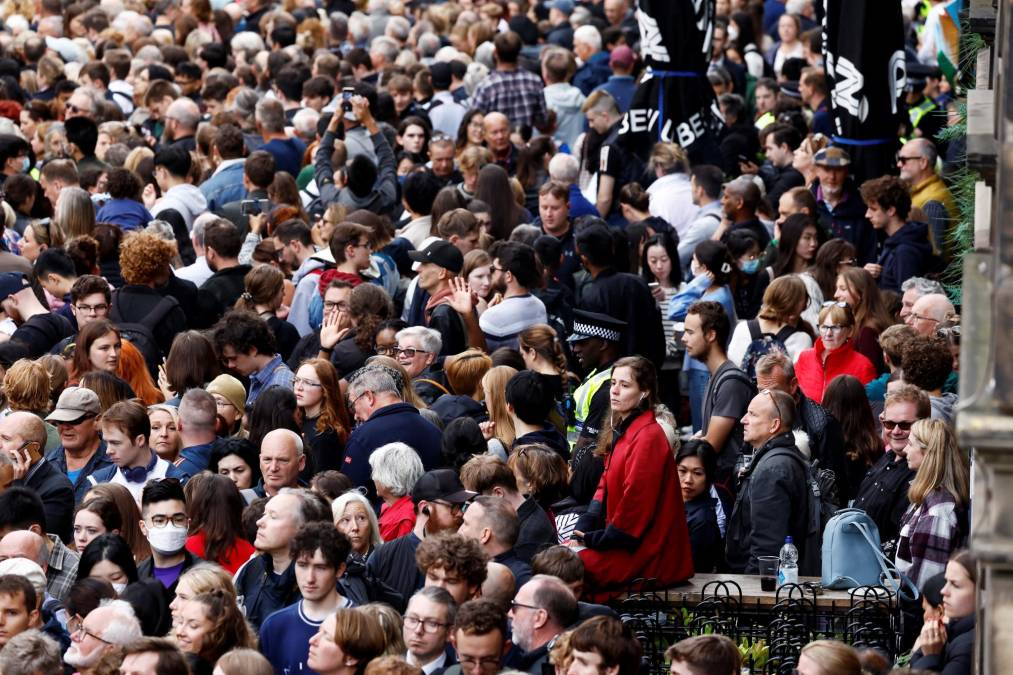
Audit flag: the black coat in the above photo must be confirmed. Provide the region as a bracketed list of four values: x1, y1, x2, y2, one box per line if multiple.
[200, 264, 253, 319]
[233, 552, 299, 630]
[853, 450, 915, 544]
[112, 284, 188, 358]
[812, 179, 879, 265]
[21, 459, 75, 544]
[578, 268, 665, 364]
[910, 614, 974, 675]
[725, 432, 810, 573]
[684, 492, 724, 573]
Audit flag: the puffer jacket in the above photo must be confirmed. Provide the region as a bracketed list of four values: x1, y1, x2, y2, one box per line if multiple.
[795, 337, 878, 404]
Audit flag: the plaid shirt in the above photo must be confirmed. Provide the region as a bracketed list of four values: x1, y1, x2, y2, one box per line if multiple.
[896, 488, 966, 590]
[46, 534, 80, 603]
[470, 68, 548, 128]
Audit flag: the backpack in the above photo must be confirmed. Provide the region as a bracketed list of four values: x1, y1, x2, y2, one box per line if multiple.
[764, 449, 840, 577]
[110, 292, 179, 377]
[740, 320, 798, 379]
[821, 508, 920, 601]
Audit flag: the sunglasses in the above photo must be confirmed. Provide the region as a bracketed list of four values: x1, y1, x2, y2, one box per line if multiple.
[880, 417, 914, 432]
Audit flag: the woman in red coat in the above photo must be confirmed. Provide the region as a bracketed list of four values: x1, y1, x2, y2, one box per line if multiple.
[795, 302, 877, 403]
[572, 356, 694, 598]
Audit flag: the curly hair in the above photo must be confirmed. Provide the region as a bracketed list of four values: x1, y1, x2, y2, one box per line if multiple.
[414, 532, 489, 589]
[105, 167, 143, 201]
[188, 590, 256, 663]
[66, 235, 100, 277]
[900, 335, 953, 392]
[3, 358, 51, 413]
[213, 310, 276, 358]
[349, 284, 394, 352]
[118, 231, 177, 285]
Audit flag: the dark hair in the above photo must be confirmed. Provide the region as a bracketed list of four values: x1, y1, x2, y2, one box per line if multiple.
[493, 30, 522, 63]
[153, 145, 192, 179]
[808, 238, 857, 300]
[65, 117, 98, 156]
[691, 164, 724, 200]
[346, 155, 378, 198]
[184, 473, 247, 566]
[452, 598, 507, 639]
[822, 374, 884, 469]
[291, 520, 352, 569]
[488, 241, 541, 289]
[213, 124, 245, 160]
[859, 175, 913, 221]
[676, 438, 717, 486]
[693, 240, 734, 286]
[274, 219, 313, 247]
[901, 335, 953, 392]
[245, 151, 275, 189]
[505, 370, 554, 426]
[309, 470, 354, 501]
[772, 214, 825, 277]
[208, 437, 262, 485]
[641, 232, 682, 287]
[0, 575, 35, 613]
[105, 167, 143, 200]
[140, 477, 186, 512]
[76, 533, 139, 584]
[164, 331, 220, 395]
[687, 300, 732, 350]
[0, 486, 46, 532]
[204, 220, 242, 259]
[119, 637, 190, 675]
[65, 577, 116, 618]
[476, 164, 524, 240]
[402, 170, 442, 216]
[574, 223, 614, 268]
[569, 616, 642, 675]
[441, 417, 488, 472]
[34, 247, 77, 280]
[3, 174, 35, 211]
[213, 310, 276, 358]
[247, 385, 299, 450]
[765, 123, 802, 152]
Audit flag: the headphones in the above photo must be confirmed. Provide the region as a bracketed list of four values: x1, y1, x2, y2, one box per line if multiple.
[421, 506, 431, 517]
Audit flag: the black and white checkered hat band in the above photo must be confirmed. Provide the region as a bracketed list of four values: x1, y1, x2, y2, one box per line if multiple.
[572, 321, 620, 342]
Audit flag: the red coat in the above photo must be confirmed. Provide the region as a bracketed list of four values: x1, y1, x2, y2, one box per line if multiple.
[579, 410, 694, 596]
[795, 337, 877, 404]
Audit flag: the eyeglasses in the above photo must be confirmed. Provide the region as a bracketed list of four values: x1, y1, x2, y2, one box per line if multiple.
[73, 625, 111, 644]
[66, 103, 84, 113]
[910, 313, 941, 324]
[67, 614, 83, 635]
[214, 397, 236, 409]
[148, 513, 187, 528]
[323, 301, 350, 312]
[896, 154, 922, 164]
[374, 345, 397, 356]
[491, 265, 506, 273]
[403, 615, 450, 633]
[74, 302, 109, 314]
[396, 347, 428, 358]
[818, 324, 847, 334]
[759, 388, 784, 422]
[293, 377, 323, 389]
[879, 417, 915, 432]
[347, 390, 371, 408]
[510, 600, 542, 613]
[351, 240, 373, 250]
[937, 324, 961, 343]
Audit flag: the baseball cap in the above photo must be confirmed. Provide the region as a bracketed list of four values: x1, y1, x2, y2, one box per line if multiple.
[0, 558, 46, 599]
[408, 240, 464, 275]
[411, 469, 475, 505]
[46, 386, 101, 423]
[0, 272, 27, 302]
[207, 374, 247, 412]
[609, 45, 635, 69]
[568, 308, 627, 344]
[813, 146, 851, 168]
[546, 0, 575, 15]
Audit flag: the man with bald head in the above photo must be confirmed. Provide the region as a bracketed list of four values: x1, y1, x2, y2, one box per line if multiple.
[483, 112, 517, 174]
[725, 389, 810, 574]
[163, 97, 200, 152]
[906, 293, 955, 337]
[719, 176, 771, 248]
[897, 137, 955, 251]
[256, 429, 306, 498]
[507, 574, 578, 672]
[0, 413, 74, 544]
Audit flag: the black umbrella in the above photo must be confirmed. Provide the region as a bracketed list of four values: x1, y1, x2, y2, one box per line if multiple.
[823, 0, 907, 184]
[618, 0, 724, 165]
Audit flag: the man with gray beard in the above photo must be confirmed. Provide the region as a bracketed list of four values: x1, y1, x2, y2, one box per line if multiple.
[505, 575, 577, 674]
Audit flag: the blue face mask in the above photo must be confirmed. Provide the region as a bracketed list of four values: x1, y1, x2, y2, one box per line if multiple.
[20, 157, 29, 173]
[740, 259, 760, 274]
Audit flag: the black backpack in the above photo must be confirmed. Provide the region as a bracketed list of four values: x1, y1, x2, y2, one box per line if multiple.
[740, 320, 799, 380]
[110, 292, 179, 377]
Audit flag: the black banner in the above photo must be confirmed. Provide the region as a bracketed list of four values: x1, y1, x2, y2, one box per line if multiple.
[618, 0, 724, 164]
[823, 0, 907, 184]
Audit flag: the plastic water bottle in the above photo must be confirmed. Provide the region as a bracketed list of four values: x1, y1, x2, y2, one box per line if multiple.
[777, 536, 799, 587]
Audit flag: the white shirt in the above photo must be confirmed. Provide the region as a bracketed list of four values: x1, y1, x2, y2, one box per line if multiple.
[397, 216, 434, 250]
[646, 173, 698, 236]
[175, 256, 213, 286]
[96, 456, 175, 503]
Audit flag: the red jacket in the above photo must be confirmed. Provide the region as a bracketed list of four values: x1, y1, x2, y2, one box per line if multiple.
[579, 410, 694, 596]
[796, 337, 877, 404]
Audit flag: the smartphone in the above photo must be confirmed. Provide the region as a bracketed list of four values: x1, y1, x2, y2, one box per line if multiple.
[240, 199, 271, 216]
[341, 87, 355, 113]
[648, 282, 660, 290]
[17, 440, 41, 464]
[737, 154, 750, 163]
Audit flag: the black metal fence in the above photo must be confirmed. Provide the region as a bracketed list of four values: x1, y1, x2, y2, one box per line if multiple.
[612, 580, 900, 673]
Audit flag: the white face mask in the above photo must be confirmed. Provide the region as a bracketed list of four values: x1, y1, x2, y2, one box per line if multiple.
[727, 24, 740, 42]
[111, 582, 127, 595]
[147, 524, 188, 555]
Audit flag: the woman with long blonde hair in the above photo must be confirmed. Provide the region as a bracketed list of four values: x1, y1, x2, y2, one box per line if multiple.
[895, 419, 970, 589]
[480, 365, 517, 449]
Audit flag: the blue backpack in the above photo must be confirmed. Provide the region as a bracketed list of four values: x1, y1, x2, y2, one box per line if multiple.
[821, 508, 920, 600]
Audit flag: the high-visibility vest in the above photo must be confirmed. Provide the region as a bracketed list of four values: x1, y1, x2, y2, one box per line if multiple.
[908, 98, 937, 131]
[567, 366, 613, 444]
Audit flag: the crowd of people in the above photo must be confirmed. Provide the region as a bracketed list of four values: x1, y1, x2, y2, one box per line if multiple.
[0, 0, 977, 672]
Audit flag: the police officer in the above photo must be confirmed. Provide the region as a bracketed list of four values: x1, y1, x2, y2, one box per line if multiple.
[567, 309, 627, 450]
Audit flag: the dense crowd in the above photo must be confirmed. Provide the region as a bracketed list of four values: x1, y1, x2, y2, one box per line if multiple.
[0, 0, 977, 672]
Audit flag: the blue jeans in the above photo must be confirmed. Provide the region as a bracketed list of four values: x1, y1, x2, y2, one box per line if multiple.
[688, 368, 711, 433]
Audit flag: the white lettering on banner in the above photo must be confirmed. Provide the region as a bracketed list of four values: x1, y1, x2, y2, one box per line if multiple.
[826, 53, 869, 122]
[888, 50, 907, 115]
[620, 107, 706, 148]
[637, 9, 671, 62]
[692, 0, 713, 57]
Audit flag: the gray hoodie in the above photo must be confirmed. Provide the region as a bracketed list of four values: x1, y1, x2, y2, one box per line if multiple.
[544, 82, 587, 150]
[151, 184, 208, 231]
[931, 392, 958, 426]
